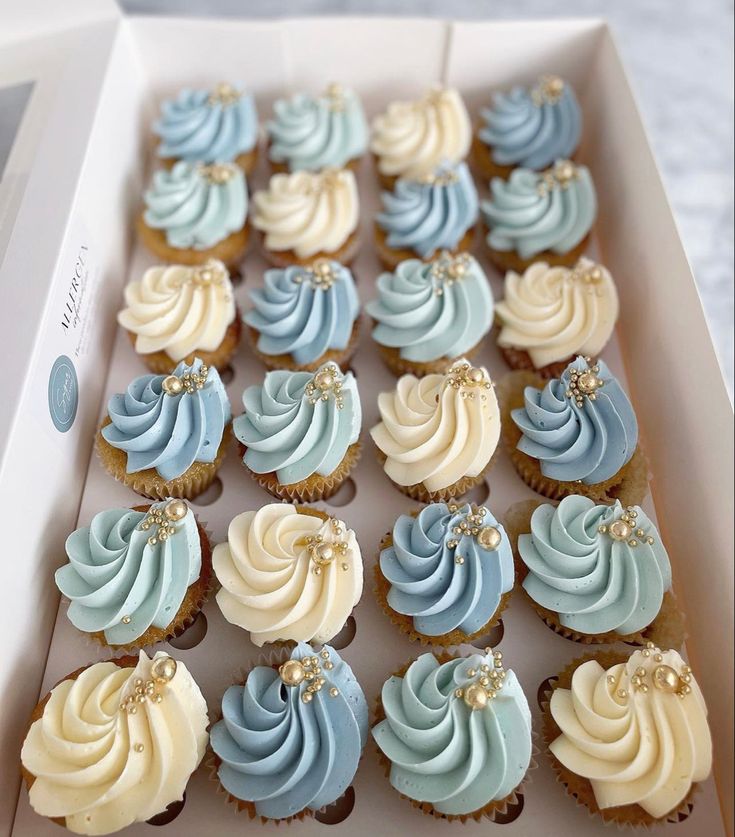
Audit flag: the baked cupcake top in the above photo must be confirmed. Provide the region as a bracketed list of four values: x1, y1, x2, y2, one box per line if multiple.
[252, 167, 359, 258]
[101, 358, 231, 481]
[21, 651, 208, 835]
[366, 251, 493, 362]
[496, 258, 618, 369]
[371, 85, 471, 181]
[479, 75, 582, 170]
[267, 82, 368, 171]
[153, 82, 258, 164]
[372, 649, 532, 816]
[481, 160, 596, 259]
[234, 361, 361, 485]
[118, 260, 236, 362]
[143, 162, 248, 250]
[549, 645, 711, 819]
[245, 259, 359, 365]
[210, 642, 368, 819]
[381, 502, 513, 637]
[56, 499, 202, 645]
[511, 355, 638, 484]
[213, 505, 363, 645]
[371, 360, 500, 492]
[376, 161, 478, 258]
[519, 496, 672, 636]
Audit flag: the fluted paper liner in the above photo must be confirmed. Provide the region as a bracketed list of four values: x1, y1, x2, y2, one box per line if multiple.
[267, 138, 362, 176]
[372, 653, 537, 823]
[96, 419, 231, 501]
[375, 336, 482, 378]
[497, 370, 649, 507]
[373, 223, 475, 272]
[137, 213, 250, 270]
[498, 344, 577, 380]
[483, 221, 589, 273]
[540, 652, 700, 828]
[257, 229, 360, 269]
[504, 500, 687, 648]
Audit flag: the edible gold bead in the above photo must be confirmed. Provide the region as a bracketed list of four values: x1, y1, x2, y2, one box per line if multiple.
[161, 375, 183, 396]
[164, 499, 188, 521]
[133, 743, 144, 753]
[652, 664, 680, 693]
[609, 520, 632, 541]
[329, 687, 339, 697]
[463, 683, 488, 711]
[477, 526, 501, 551]
[151, 656, 177, 684]
[279, 659, 306, 686]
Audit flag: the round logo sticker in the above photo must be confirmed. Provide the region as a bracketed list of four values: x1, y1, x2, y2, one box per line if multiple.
[48, 355, 78, 433]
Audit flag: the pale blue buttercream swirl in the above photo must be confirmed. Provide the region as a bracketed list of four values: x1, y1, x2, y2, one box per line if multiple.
[511, 356, 638, 484]
[56, 500, 201, 645]
[234, 362, 361, 484]
[153, 86, 258, 164]
[372, 650, 532, 816]
[245, 261, 359, 365]
[366, 253, 493, 362]
[376, 161, 478, 259]
[482, 162, 596, 259]
[519, 496, 672, 636]
[143, 161, 248, 250]
[380, 502, 514, 637]
[479, 80, 581, 170]
[268, 86, 368, 171]
[210, 642, 368, 819]
[101, 358, 231, 481]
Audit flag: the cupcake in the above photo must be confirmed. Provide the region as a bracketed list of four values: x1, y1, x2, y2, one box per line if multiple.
[55, 499, 213, 650]
[96, 358, 231, 500]
[371, 85, 471, 190]
[210, 642, 367, 821]
[375, 501, 513, 645]
[267, 82, 368, 172]
[245, 259, 360, 372]
[371, 359, 500, 502]
[507, 495, 684, 647]
[374, 161, 478, 270]
[543, 645, 711, 826]
[499, 355, 647, 506]
[496, 257, 618, 378]
[153, 82, 259, 174]
[473, 75, 582, 181]
[21, 651, 208, 834]
[372, 648, 532, 821]
[118, 259, 240, 374]
[366, 251, 493, 377]
[138, 161, 249, 268]
[481, 160, 596, 272]
[234, 361, 361, 502]
[213, 505, 362, 645]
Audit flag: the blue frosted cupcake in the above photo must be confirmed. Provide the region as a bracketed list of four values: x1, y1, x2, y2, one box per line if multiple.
[267, 83, 368, 173]
[372, 648, 532, 821]
[499, 355, 647, 505]
[374, 161, 478, 270]
[366, 251, 493, 376]
[96, 358, 231, 500]
[375, 501, 514, 645]
[234, 361, 362, 502]
[481, 159, 596, 272]
[138, 161, 249, 268]
[153, 82, 259, 173]
[473, 75, 582, 180]
[210, 642, 367, 821]
[245, 259, 360, 372]
[55, 498, 213, 649]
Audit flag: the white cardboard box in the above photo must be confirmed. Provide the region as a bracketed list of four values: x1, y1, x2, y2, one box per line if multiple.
[0, 12, 732, 837]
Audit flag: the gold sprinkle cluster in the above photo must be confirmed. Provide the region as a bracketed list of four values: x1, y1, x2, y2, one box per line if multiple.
[208, 82, 241, 107]
[199, 162, 237, 184]
[531, 75, 565, 106]
[607, 643, 694, 700]
[191, 260, 228, 286]
[279, 648, 341, 703]
[418, 167, 459, 186]
[305, 363, 344, 409]
[324, 82, 346, 112]
[293, 259, 338, 290]
[420, 85, 448, 110]
[301, 518, 351, 575]
[161, 364, 209, 396]
[565, 357, 604, 406]
[138, 498, 189, 547]
[537, 159, 579, 196]
[305, 167, 346, 196]
[445, 503, 502, 563]
[598, 505, 654, 548]
[429, 251, 472, 296]
[444, 361, 493, 402]
[119, 656, 177, 715]
[454, 650, 506, 710]
[569, 259, 604, 286]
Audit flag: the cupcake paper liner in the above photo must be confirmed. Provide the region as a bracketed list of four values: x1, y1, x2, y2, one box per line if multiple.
[267, 141, 362, 176]
[137, 213, 250, 269]
[505, 499, 687, 648]
[498, 344, 577, 381]
[373, 223, 476, 272]
[152, 132, 259, 177]
[374, 336, 482, 378]
[497, 370, 649, 507]
[540, 652, 700, 828]
[96, 419, 231, 501]
[482, 222, 589, 273]
[257, 230, 360, 269]
[470, 129, 516, 182]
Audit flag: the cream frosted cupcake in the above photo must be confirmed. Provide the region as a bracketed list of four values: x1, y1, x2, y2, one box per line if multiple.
[252, 167, 360, 267]
[371, 85, 471, 190]
[371, 359, 500, 502]
[213, 504, 363, 646]
[21, 651, 208, 834]
[118, 259, 240, 374]
[496, 257, 618, 378]
[543, 645, 712, 827]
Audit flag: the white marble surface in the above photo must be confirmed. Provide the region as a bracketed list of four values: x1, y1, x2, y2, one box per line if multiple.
[119, 0, 734, 394]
